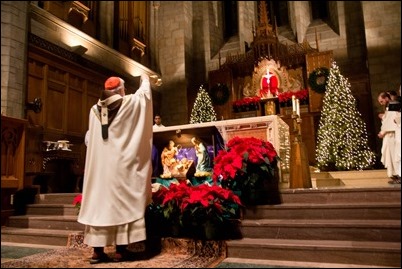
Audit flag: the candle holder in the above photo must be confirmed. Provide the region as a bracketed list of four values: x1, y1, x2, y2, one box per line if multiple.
[288, 112, 312, 189]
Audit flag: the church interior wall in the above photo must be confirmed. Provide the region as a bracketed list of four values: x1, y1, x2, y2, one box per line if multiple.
[1, 1, 401, 173]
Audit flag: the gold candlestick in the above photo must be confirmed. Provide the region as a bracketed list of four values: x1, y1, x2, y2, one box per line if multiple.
[289, 112, 312, 189]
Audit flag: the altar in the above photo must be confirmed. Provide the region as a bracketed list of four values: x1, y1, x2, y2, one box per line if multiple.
[153, 115, 290, 182]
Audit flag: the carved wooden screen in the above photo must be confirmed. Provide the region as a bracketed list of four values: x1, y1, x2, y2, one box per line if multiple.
[305, 51, 333, 113]
[1, 116, 27, 190]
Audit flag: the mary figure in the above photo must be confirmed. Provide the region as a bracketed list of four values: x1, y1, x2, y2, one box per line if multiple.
[191, 137, 212, 173]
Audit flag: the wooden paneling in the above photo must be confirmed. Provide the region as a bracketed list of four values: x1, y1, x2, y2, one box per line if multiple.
[208, 69, 234, 121]
[1, 116, 27, 190]
[26, 47, 106, 187]
[24, 125, 44, 175]
[305, 51, 333, 113]
[46, 82, 66, 132]
[68, 75, 86, 135]
[26, 75, 44, 126]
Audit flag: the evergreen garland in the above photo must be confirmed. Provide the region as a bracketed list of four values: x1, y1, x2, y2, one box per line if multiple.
[308, 67, 330, 94]
[209, 83, 230, 105]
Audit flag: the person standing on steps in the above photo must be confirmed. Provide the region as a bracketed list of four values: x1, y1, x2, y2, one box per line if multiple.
[78, 73, 153, 263]
[377, 91, 400, 184]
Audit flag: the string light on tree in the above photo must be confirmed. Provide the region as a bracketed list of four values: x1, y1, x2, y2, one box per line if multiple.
[315, 61, 375, 171]
[189, 85, 217, 124]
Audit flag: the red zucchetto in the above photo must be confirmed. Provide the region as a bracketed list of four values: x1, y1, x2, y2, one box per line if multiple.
[104, 77, 123, 91]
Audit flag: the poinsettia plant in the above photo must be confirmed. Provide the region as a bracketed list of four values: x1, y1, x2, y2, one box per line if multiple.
[212, 136, 280, 197]
[232, 96, 261, 111]
[72, 194, 82, 214]
[151, 182, 242, 227]
[277, 89, 309, 105]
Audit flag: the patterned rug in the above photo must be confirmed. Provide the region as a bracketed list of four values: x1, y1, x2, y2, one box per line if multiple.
[1, 235, 226, 268]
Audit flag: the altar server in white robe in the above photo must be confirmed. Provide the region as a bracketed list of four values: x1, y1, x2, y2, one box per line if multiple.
[78, 73, 153, 263]
[378, 109, 400, 183]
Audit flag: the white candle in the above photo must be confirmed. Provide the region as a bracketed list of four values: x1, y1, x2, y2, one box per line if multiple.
[292, 95, 296, 112]
[296, 99, 300, 116]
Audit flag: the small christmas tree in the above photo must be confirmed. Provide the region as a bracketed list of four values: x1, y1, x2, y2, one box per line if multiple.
[190, 85, 217, 123]
[315, 61, 375, 171]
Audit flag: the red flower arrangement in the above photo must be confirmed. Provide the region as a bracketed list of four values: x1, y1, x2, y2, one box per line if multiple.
[72, 194, 82, 214]
[212, 136, 279, 194]
[232, 96, 261, 111]
[277, 91, 294, 104]
[294, 89, 309, 101]
[151, 182, 242, 227]
[277, 89, 309, 105]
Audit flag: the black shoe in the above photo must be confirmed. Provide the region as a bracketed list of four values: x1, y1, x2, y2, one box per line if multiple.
[388, 177, 401, 184]
[113, 251, 136, 262]
[89, 252, 112, 264]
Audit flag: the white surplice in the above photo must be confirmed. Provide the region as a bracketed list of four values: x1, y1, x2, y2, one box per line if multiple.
[380, 110, 399, 178]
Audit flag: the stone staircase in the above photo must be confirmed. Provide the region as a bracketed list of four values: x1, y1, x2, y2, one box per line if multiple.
[1, 175, 401, 267]
[224, 186, 401, 268]
[1, 193, 84, 247]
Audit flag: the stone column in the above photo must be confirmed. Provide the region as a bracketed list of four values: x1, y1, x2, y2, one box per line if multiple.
[1, 1, 29, 118]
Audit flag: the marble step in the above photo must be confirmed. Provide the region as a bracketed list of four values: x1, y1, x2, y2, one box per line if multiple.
[279, 186, 401, 204]
[35, 193, 78, 205]
[8, 215, 84, 231]
[26, 204, 78, 216]
[32, 186, 401, 206]
[226, 238, 401, 267]
[243, 202, 401, 220]
[240, 219, 401, 242]
[312, 170, 389, 179]
[1, 227, 82, 247]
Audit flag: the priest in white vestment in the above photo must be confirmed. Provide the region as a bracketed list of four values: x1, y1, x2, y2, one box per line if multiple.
[78, 73, 153, 263]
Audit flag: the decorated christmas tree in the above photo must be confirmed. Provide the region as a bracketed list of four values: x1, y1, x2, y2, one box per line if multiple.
[315, 61, 375, 171]
[190, 85, 217, 123]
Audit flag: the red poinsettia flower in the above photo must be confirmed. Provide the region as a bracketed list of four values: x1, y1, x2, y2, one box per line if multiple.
[151, 181, 242, 226]
[212, 136, 279, 192]
[278, 89, 309, 104]
[72, 194, 82, 206]
[232, 97, 261, 110]
[72, 194, 82, 214]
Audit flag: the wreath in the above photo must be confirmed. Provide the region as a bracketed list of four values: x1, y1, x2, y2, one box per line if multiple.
[308, 67, 330, 94]
[210, 83, 230, 105]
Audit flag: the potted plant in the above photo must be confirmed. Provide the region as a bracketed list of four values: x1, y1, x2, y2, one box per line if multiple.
[277, 91, 293, 107]
[278, 89, 309, 107]
[233, 97, 261, 112]
[150, 181, 242, 240]
[212, 136, 282, 205]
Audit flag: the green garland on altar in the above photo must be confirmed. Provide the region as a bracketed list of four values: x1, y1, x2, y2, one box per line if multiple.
[308, 67, 330, 94]
[209, 83, 230, 105]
